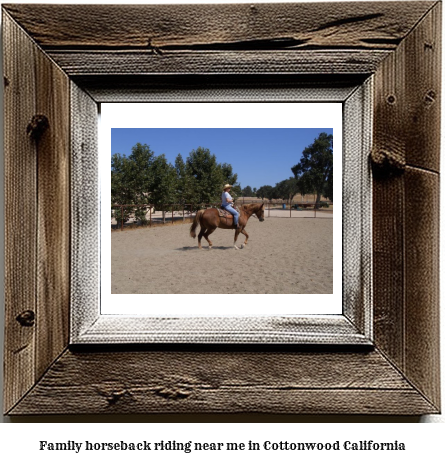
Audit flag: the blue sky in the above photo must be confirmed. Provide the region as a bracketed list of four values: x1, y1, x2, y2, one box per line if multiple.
[111, 128, 333, 189]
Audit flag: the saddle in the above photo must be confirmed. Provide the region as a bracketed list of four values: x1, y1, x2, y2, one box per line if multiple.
[217, 206, 240, 218]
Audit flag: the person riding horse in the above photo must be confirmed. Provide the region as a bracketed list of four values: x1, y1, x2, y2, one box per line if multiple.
[221, 184, 240, 229]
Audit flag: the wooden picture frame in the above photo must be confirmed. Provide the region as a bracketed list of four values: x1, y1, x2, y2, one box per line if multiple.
[2, 2, 441, 415]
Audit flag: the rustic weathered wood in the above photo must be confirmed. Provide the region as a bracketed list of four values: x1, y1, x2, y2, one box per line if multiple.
[47, 50, 390, 76]
[70, 83, 100, 339]
[79, 75, 365, 103]
[3, 10, 71, 413]
[35, 36, 71, 381]
[3, 12, 37, 414]
[404, 167, 440, 407]
[8, 349, 437, 415]
[404, 2, 441, 172]
[342, 80, 372, 336]
[2, 3, 435, 50]
[74, 316, 370, 345]
[372, 2, 441, 411]
[2, 2, 441, 416]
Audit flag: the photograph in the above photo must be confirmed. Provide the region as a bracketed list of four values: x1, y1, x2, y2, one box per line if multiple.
[109, 127, 335, 297]
[100, 102, 344, 318]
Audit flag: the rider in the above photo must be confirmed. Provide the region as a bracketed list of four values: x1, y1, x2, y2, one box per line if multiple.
[221, 184, 240, 229]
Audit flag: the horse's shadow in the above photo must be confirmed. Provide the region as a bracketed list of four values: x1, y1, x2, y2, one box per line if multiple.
[178, 246, 234, 251]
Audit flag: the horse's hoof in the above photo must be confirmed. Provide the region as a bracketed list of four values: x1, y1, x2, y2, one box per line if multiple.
[234, 245, 239, 250]
[240, 243, 244, 249]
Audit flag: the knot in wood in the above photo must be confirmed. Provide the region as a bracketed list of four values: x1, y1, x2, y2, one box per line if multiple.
[424, 90, 436, 105]
[16, 310, 35, 327]
[27, 114, 49, 140]
[105, 390, 128, 405]
[154, 386, 191, 400]
[370, 148, 405, 177]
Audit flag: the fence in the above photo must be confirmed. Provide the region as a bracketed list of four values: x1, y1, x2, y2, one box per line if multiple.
[111, 201, 333, 231]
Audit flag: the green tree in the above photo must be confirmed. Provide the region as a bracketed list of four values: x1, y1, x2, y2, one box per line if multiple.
[323, 169, 333, 202]
[175, 154, 195, 204]
[111, 153, 132, 205]
[111, 143, 155, 206]
[220, 162, 242, 198]
[256, 185, 274, 201]
[242, 185, 253, 197]
[111, 143, 155, 225]
[274, 177, 299, 204]
[150, 154, 177, 210]
[186, 147, 225, 205]
[291, 132, 333, 205]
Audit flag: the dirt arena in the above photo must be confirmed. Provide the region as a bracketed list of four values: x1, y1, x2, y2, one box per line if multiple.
[111, 217, 333, 294]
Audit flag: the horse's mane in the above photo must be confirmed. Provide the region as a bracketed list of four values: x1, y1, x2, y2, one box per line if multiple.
[241, 203, 264, 212]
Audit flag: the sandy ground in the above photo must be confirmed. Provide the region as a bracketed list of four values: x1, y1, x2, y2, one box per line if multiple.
[111, 218, 333, 294]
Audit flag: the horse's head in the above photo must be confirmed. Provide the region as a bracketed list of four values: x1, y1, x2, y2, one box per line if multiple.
[257, 203, 265, 222]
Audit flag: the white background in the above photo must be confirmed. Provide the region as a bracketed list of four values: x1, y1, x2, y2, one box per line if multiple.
[101, 102, 342, 316]
[0, 0, 444, 460]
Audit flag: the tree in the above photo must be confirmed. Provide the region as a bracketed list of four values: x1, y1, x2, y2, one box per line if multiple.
[256, 185, 274, 201]
[150, 154, 177, 211]
[242, 185, 253, 197]
[175, 154, 195, 204]
[185, 147, 225, 204]
[111, 143, 154, 206]
[185, 147, 241, 205]
[322, 169, 333, 202]
[220, 162, 242, 198]
[111, 143, 155, 225]
[291, 132, 333, 205]
[274, 177, 299, 204]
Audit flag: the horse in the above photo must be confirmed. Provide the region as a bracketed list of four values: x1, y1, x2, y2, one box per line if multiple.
[190, 203, 265, 249]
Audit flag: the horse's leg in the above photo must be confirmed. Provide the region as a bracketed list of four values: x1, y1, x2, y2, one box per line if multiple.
[198, 227, 207, 249]
[203, 227, 216, 249]
[233, 229, 242, 249]
[240, 228, 249, 248]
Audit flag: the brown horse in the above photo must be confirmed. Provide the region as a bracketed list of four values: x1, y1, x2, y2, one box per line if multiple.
[190, 203, 265, 249]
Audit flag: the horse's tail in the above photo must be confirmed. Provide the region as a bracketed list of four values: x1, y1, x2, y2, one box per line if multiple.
[190, 210, 203, 238]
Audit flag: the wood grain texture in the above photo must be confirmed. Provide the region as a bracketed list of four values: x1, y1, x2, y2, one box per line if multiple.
[34, 46, 71, 380]
[35, 39, 70, 377]
[70, 84, 99, 340]
[3, 11, 71, 413]
[47, 50, 390, 76]
[372, 38, 405, 368]
[75, 316, 370, 345]
[3, 12, 38, 414]
[404, 2, 441, 172]
[77, 75, 365, 103]
[404, 168, 440, 408]
[372, 3, 441, 411]
[2, 2, 435, 50]
[342, 81, 372, 336]
[8, 349, 437, 415]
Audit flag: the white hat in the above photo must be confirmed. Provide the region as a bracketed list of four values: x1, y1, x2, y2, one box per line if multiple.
[223, 184, 232, 189]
